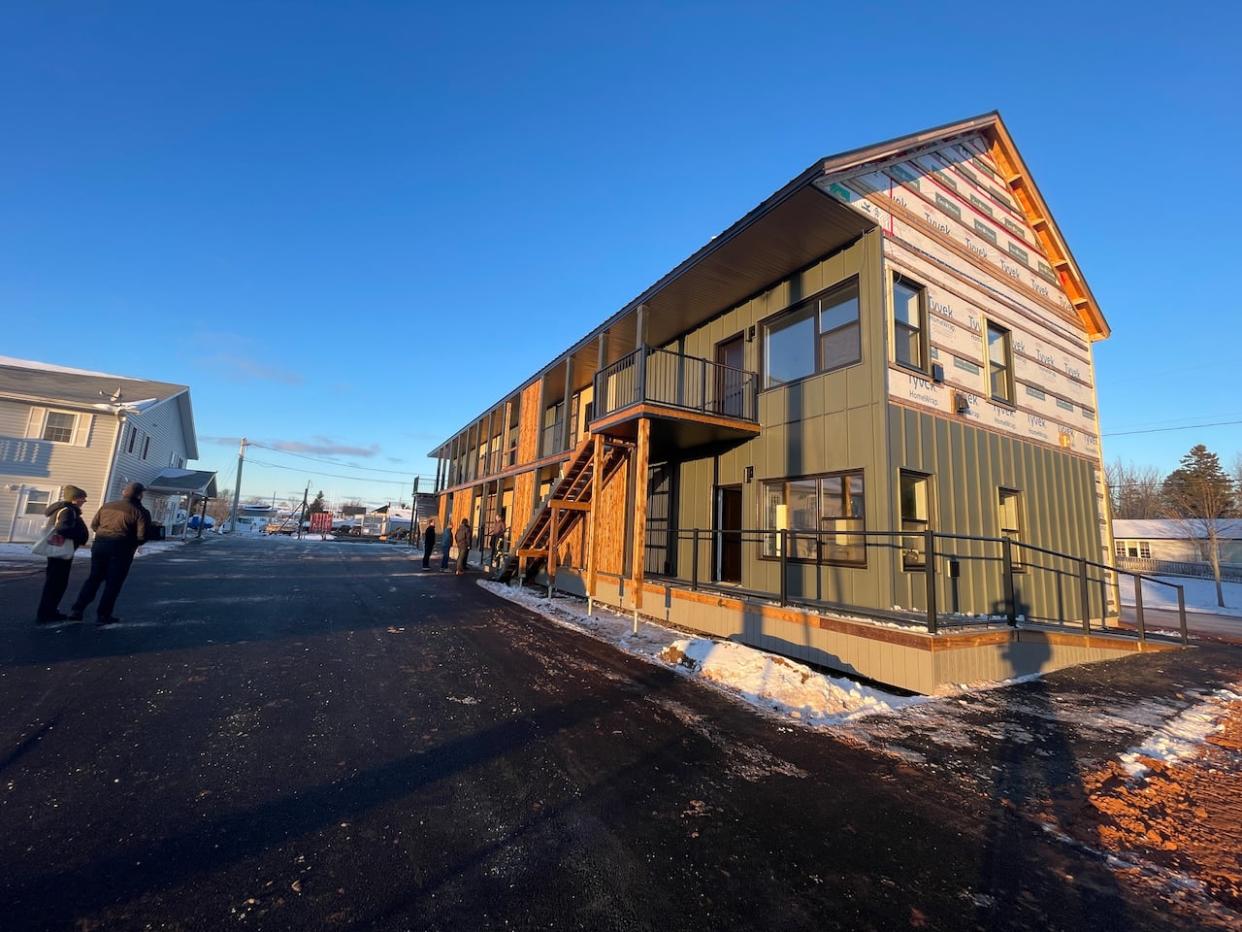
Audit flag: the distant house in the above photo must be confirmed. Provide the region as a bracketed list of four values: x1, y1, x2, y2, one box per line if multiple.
[1112, 518, 1242, 573]
[0, 356, 211, 542]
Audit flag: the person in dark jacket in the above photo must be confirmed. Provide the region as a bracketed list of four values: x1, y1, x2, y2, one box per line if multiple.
[421, 519, 437, 569]
[35, 485, 90, 623]
[454, 518, 471, 576]
[69, 482, 152, 626]
[439, 523, 453, 571]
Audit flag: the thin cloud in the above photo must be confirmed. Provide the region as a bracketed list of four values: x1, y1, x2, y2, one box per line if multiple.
[204, 436, 382, 458]
[206, 355, 303, 385]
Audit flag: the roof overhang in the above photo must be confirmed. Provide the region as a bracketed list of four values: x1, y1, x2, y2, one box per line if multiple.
[145, 468, 218, 498]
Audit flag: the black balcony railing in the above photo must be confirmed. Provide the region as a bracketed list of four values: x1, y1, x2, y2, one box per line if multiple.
[593, 346, 758, 423]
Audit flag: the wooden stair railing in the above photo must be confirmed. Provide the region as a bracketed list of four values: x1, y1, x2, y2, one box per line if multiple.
[495, 435, 628, 583]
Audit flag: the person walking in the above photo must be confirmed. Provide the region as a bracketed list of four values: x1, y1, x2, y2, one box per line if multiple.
[421, 519, 437, 569]
[35, 485, 90, 624]
[454, 518, 471, 575]
[487, 513, 506, 570]
[69, 481, 151, 626]
[439, 522, 453, 571]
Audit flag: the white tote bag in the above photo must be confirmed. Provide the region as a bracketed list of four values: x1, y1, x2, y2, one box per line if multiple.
[31, 509, 76, 560]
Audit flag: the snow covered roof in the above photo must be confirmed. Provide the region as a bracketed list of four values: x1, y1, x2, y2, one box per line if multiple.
[1114, 518, 1242, 540]
[0, 355, 199, 459]
[144, 469, 219, 498]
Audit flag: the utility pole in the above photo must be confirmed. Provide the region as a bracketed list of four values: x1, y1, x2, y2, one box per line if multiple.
[229, 437, 248, 534]
[409, 476, 420, 547]
[296, 483, 309, 541]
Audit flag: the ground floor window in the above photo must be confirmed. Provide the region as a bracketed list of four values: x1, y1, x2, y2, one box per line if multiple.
[760, 470, 865, 565]
[899, 471, 931, 569]
[998, 487, 1024, 571]
[23, 489, 51, 515]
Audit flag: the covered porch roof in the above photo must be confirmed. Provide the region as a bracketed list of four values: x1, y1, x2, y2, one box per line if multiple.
[145, 468, 219, 499]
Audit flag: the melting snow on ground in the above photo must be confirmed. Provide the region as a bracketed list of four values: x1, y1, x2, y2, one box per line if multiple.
[1118, 686, 1241, 780]
[1119, 576, 1242, 618]
[478, 580, 922, 725]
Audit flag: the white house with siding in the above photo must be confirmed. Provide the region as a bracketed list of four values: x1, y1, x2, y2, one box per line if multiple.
[0, 357, 205, 542]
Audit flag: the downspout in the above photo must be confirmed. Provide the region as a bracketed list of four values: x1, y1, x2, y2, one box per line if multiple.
[98, 409, 127, 513]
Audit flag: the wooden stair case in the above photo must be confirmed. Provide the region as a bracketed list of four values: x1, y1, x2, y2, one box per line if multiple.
[496, 434, 628, 583]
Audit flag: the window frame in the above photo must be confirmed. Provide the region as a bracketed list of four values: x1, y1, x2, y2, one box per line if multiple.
[141, 435, 151, 460]
[985, 320, 1015, 405]
[759, 276, 862, 391]
[758, 469, 867, 567]
[998, 487, 1025, 573]
[899, 470, 933, 570]
[23, 489, 53, 516]
[891, 274, 928, 373]
[41, 410, 78, 444]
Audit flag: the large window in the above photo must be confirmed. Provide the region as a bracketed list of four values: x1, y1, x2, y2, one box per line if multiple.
[42, 412, 76, 444]
[762, 278, 860, 388]
[1114, 539, 1151, 560]
[761, 470, 866, 565]
[987, 321, 1013, 404]
[892, 276, 925, 371]
[899, 471, 931, 569]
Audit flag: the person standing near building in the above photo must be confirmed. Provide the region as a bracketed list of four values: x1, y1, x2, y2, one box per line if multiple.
[439, 522, 453, 571]
[421, 518, 437, 569]
[487, 512, 506, 570]
[69, 482, 151, 626]
[454, 517, 471, 575]
[35, 485, 90, 624]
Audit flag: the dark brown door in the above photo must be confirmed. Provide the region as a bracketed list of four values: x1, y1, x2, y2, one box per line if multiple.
[714, 485, 742, 583]
[715, 335, 745, 417]
[644, 462, 676, 576]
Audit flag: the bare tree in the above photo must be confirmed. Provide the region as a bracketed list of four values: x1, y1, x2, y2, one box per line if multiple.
[1106, 459, 1166, 519]
[1163, 445, 1236, 608]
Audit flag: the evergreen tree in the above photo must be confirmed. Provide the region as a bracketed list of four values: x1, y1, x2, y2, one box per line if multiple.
[307, 490, 327, 515]
[1162, 445, 1235, 608]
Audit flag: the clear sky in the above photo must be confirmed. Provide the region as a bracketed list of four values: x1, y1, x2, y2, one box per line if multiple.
[3, 2, 1239, 507]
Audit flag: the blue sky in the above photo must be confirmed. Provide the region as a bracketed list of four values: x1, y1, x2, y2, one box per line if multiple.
[3, 2, 1239, 506]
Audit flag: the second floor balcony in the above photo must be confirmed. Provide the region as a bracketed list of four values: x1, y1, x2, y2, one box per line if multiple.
[591, 346, 760, 446]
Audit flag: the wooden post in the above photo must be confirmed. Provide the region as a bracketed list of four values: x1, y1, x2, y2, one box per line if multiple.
[586, 434, 604, 614]
[547, 505, 559, 598]
[630, 418, 651, 631]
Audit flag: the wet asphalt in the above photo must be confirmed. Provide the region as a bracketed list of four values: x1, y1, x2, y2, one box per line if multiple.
[0, 537, 1226, 931]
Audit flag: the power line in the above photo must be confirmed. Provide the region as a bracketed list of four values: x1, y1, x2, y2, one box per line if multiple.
[1103, 419, 1242, 438]
[247, 441, 433, 478]
[246, 457, 418, 486]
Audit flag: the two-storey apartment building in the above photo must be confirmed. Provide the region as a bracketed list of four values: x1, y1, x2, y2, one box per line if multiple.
[430, 114, 1153, 691]
[0, 357, 204, 542]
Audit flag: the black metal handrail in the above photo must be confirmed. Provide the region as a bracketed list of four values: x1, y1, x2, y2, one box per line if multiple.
[593, 346, 758, 423]
[659, 526, 1189, 644]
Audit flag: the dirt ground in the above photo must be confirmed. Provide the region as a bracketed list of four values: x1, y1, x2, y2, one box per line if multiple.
[1066, 701, 1242, 917]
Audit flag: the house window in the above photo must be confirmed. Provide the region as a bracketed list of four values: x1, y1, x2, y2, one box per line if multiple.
[1117, 540, 1152, 559]
[142, 435, 151, 460]
[892, 275, 925, 371]
[42, 412, 76, 444]
[762, 278, 860, 388]
[23, 490, 52, 515]
[987, 322, 1013, 403]
[761, 470, 866, 565]
[127, 427, 138, 454]
[899, 471, 931, 569]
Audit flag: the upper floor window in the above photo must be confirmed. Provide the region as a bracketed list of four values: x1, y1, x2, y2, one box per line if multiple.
[892, 275, 926, 371]
[141, 435, 151, 460]
[987, 322, 1013, 403]
[762, 278, 860, 388]
[127, 427, 138, 454]
[42, 412, 76, 444]
[999, 487, 1023, 546]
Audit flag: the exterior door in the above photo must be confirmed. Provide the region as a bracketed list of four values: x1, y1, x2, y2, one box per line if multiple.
[644, 462, 676, 576]
[714, 485, 743, 583]
[11, 486, 55, 542]
[715, 335, 745, 418]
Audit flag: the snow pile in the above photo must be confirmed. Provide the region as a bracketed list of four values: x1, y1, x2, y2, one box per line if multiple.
[478, 580, 920, 725]
[1118, 687, 1241, 780]
[661, 637, 920, 722]
[1119, 576, 1242, 618]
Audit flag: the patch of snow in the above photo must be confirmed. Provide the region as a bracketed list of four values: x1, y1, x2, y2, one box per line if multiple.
[1119, 575, 1242, 618]
[478, 580, 922, 726]
[0, 539, 185, 562]
[1117, 686, 1241, 780]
